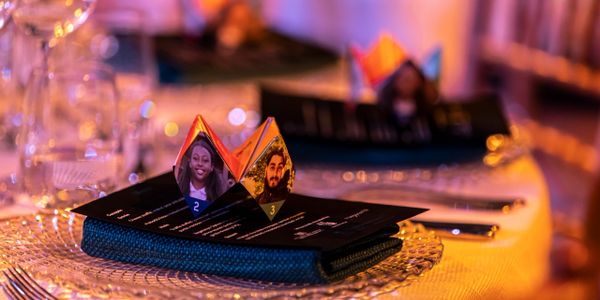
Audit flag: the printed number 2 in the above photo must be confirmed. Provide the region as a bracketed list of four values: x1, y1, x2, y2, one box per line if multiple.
[270, 205, 275, 215]
[193, 201, 200, 212]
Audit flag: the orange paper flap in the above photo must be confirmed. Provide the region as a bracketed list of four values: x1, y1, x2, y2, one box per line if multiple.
[174, 115, 240, 179]
[352, 33, 408, 86]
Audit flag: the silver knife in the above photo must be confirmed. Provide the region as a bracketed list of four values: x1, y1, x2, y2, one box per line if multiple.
[411, 219, 499, 240]
[342, 185, 525, 212]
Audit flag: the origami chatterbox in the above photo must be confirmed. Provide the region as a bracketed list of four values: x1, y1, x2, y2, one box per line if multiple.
[174, 115, 294, 220]
[349, 33, 441, 128]
[350, 33, 442, 89]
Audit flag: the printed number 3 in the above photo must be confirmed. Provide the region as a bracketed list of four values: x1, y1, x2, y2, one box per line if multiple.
[270, 205, 275, 215]
[193, 201, 200, 212]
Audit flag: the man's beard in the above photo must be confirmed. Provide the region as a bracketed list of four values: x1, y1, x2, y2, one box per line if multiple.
[267, 176, 280, 189]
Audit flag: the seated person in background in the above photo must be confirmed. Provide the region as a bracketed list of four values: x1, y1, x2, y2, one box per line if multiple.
[185, 0, 267, 51]
[378, 60, 438, 126]
[377, 60, 439, 143]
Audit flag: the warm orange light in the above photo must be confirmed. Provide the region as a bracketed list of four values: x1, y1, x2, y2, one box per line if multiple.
[192, 0, 228, 20]
[79, 121, 96, 141]
[392, 171, 405, 181]
[574, 63, 592, 89]
[531, 49, 550, 77]
[556, 56, 570, 82]
[164, 122, 179, 137]
[356, 170, 367, 183]
[486, 134, 505, 152]
[342, 171, 354, 182]
[53, 23, 64, 38]
[65, 21, 74, 33]
[483, 152, 502, 167]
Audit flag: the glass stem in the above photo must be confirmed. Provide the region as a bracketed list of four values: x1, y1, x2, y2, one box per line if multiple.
[40, 40, 50, 73]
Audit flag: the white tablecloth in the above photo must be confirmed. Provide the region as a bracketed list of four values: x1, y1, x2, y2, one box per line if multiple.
[387, 156, 551, 299]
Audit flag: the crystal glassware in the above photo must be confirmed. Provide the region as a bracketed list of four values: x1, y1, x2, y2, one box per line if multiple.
[12, 0, 95, 72]
[0, 0, 17, 31]
[0, 0, 19, 207]
[0, 0, 19, 141]
[17, 62, 120, 210]
[83, 8, 156, 181]
[0, 14, 17, 147]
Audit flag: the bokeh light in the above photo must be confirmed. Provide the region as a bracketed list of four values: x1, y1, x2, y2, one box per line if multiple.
[140, 100, 155, 119]
[164, 122, 179, 137]
[228, 107, 246, 126]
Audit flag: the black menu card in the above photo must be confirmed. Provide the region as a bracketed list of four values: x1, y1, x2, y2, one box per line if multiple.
[72, 172, 426, 252]
[260, 87, 510, 165]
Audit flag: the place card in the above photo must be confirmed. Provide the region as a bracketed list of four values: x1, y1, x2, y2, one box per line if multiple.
[173, 115, 293, 220]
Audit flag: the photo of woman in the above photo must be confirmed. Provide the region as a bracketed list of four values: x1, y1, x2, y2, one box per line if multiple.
[176, 135, 230, 215]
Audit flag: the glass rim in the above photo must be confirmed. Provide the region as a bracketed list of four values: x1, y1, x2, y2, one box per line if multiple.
[31, 61, 117, 81]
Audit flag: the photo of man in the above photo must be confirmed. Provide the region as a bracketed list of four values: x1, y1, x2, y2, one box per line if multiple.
[257, 147, 291, 205]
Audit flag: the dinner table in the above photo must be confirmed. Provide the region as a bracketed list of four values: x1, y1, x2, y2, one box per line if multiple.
[0, 64, 551, 299]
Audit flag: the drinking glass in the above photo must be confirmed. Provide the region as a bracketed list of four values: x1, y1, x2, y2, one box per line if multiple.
[18, 62, 120, 210]
[0, 0, 18, 144]
[0, 22, 16, 146]
[86, 9, 156, 181]
[0, 0, 17, 31]
[0, 1, 19, 207]
[12, 0, 95, 71]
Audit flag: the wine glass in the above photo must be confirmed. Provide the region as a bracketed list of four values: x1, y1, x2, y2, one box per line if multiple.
[0, 0, 18, 119]
[0, 0, 19, 207]
[0, 0, 18, 136]
[12, 0, 95, 71]
[73, 8, 157, 182]
[18, 62, 121, 210]
[0, 0, 17, 32]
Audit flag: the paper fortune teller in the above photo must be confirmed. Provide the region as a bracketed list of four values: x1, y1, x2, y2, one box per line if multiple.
[350, 32, 442, 89]
[174, 115, 294, 220]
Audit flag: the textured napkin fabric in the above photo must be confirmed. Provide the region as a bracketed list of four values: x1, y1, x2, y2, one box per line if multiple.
[81, 217, 403, 284]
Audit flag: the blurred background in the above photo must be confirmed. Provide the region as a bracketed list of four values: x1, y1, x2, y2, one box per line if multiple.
[123, 0, 600, 291]
[97, 0, 598, 254]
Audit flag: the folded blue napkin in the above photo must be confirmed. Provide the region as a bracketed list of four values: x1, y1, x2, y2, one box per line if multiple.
[81, 217, 403, 284]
